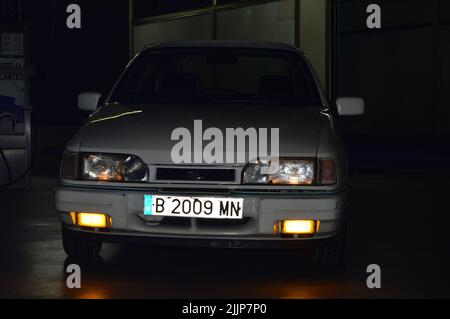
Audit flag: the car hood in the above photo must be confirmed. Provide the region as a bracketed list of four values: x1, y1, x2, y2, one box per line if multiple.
[78, 102, 324, 166]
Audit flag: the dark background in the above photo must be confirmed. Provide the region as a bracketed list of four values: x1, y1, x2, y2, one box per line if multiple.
[338, 0, 450, 173]
[1, 0, 130, 125]
[1, 0, 450, 299]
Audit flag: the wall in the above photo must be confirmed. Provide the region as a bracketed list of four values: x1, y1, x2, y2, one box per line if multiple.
[339, 0, 449, 137]
[132, 0, 329, 90]
[299, 0, 327, 90]
[21, 0, 130, 125]
[133, 14, 213, 53]
[216, 1, 295, 45]
[17, 0, 130, 176]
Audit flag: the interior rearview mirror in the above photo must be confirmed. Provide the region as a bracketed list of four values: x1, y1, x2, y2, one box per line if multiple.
[78, 92, 102, 112]
[336, 97, 365, 116]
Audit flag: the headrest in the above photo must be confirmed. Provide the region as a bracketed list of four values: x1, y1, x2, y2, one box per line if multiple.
[258, 75, 293, 99]
[158, 72, 201, 94]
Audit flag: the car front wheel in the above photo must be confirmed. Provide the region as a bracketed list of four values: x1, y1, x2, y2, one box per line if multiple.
[62, 227, 102, 259]
[313, 218, 348, 265]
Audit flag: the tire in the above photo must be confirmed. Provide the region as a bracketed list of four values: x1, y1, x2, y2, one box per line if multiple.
[313, 218, 348, 266]
[62, 227, 102, 259]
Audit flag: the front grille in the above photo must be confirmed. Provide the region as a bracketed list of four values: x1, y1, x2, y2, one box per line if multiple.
[157, 188, 232, 196]
[156, 167, 236, 182]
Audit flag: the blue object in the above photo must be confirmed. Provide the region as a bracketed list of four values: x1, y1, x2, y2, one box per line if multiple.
[144, 195, 153, 215]
[0, 95, 18, 108]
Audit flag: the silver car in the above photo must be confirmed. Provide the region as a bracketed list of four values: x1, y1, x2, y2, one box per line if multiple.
[55, 41, 364, 264]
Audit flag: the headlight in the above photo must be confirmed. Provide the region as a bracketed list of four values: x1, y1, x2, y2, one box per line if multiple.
[242, 158, 315, 185]
[242, 158, 337, 186]
[81, 153, 148, 182]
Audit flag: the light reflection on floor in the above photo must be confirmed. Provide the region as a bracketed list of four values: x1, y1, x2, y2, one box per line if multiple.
[1, 175, 450, 298]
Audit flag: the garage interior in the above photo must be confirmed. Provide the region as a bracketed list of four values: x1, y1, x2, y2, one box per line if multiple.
[0, 0, 450, 298]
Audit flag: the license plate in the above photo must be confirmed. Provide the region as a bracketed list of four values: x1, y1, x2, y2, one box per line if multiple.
[143, 195, 243, 219]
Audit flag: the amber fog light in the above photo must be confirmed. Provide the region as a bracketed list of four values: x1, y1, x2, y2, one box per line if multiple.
[280, 220, 318, 235]
[71, 212, 112, 228]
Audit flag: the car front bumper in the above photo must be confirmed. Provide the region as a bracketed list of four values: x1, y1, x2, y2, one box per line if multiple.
[55, 183, 348, 249]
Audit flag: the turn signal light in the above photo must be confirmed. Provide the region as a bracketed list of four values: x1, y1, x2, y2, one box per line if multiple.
[319, 159, 336, 185]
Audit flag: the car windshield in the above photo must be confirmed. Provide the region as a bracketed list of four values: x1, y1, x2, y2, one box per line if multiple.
[109, 48, 322, 106]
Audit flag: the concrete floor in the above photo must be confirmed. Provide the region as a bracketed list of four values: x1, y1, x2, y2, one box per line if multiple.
[0, 173, 449, 298]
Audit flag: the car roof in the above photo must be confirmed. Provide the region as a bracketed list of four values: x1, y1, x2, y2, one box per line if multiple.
[144, 40, 301, 53]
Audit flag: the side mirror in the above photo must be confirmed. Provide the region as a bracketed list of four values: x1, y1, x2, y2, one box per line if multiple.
[78, 92, 102, 112]
[336, 97, 365, 116]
